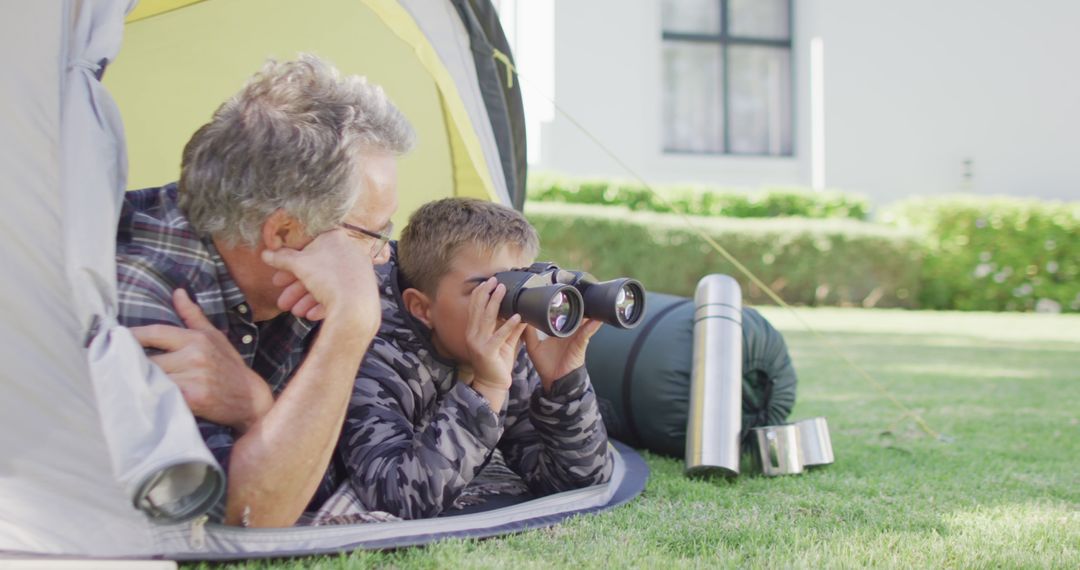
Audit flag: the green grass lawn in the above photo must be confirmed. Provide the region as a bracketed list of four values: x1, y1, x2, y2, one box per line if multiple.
[192, 308, 1080, 569]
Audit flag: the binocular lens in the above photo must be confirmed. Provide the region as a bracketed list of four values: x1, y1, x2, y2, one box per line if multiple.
[548, 291, 574, 333]
[615, 286, 637, 323]
[579, 278, 646, 329]
[502, 282, 583, 338]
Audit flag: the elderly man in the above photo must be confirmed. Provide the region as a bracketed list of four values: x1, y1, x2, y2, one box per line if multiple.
[116, 55, 414, 527]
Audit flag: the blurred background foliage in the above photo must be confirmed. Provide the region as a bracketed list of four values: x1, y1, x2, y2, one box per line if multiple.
[527, 173, 871, 220]
[526, 175, 1080, 313]
[883, 196, 1079, 312]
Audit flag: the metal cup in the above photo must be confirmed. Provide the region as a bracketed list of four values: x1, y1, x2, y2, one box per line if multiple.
[749, 424, 804, 476]
[795, 417, 834, 467]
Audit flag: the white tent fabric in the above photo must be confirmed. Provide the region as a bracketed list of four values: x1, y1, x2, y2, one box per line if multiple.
[0, 0, 152, 555]
[1, 0, 220, 556]
[397, 0, 512, 205]
[63, 0, 224, 526]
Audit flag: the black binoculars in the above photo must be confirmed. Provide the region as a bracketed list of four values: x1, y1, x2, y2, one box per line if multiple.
[489, 263, 646, 338]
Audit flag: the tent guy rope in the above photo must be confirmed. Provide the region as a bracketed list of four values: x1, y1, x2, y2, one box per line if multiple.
[514, 71, 946, 442]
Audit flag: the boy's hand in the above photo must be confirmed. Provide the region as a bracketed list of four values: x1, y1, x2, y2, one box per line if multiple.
[465, 277, 527, 395]
[524, 318, 604, 392]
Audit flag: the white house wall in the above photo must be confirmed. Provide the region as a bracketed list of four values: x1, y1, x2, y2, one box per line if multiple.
[526, 0, 1080, 204]
[536, 0, 809, 191]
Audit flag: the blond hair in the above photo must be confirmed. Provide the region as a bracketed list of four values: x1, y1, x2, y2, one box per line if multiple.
[398, 198, 539, 294]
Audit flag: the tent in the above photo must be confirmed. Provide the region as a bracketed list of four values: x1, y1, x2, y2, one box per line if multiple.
[111, 0, 529, 215]
[0, 0, 645, 560]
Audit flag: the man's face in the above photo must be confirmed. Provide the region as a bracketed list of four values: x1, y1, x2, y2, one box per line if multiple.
[338, 153, 399, 265]
[426, 244, 534, 364]
[251, 153, 398, 321]
[275, 152, 399, 263]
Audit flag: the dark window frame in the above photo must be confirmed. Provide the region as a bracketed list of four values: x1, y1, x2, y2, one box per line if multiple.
[661, 0, 795, 156]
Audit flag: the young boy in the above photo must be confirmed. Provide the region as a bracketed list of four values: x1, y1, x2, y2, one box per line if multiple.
[336, 198, 613, 520]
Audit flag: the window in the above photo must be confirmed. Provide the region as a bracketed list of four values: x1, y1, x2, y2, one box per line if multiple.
[662, 0, 793, 156]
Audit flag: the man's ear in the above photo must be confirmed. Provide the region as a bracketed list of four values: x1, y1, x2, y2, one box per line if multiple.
[401, 288, 434, 328]
[260, 209, 304, 251]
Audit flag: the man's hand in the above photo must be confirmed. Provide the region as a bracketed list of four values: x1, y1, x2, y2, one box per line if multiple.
[227, 229, 383, 527]
[130, 289, 274, 433]
[524, 318, 604, 391]
[261, 230, 380, 335]
[464, 278, 527, 410]
[271, 269, 327, 321]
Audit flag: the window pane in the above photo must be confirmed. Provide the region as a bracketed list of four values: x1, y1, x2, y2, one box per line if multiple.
[661, 0, 721, 35]
[728, 45, 792, 155]
[729, 0, 790, 40]
[663, 41, 724, 153]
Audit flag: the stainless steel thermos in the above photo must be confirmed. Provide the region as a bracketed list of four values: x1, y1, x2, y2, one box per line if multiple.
[685, 274, 743, 476]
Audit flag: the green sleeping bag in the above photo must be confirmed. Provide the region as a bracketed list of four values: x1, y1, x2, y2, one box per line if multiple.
[586, 292, 798, 458]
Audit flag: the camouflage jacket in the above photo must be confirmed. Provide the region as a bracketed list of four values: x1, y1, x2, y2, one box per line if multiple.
[337, 246, 613, 519]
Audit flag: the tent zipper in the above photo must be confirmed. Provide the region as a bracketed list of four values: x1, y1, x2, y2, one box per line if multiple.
[189, 514, 208, 550]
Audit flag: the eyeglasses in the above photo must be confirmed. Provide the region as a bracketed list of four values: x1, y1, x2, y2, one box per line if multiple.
[340, 221, 393, 259]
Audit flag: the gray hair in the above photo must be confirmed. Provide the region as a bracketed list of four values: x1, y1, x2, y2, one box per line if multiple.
[178, 54, 415, 247]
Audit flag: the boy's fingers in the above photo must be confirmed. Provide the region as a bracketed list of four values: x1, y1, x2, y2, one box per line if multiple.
[467, 278, 497, 336]
[465, 286, 482, 339]
[491, 314, 523, 345]
[173, 289, 215, 333]
[130, 324, 191, 352]
[579, 319, 604, 340]
[466, 278, 488, 315]
[509, 321, 528, 347]
[522, 325, 540, 353]
[484, 283, 506, 324]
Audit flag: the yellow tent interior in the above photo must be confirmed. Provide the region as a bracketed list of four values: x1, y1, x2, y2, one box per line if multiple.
[107, 0, 506, 233]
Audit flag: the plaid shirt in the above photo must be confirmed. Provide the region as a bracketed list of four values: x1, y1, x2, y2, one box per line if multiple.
[115, 183, 340, 521]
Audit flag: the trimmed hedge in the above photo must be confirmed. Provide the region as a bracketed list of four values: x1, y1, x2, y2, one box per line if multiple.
[526, 202, 923, 308]
[527, 173, 871, 221]
[883, 196, 1080, 312]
